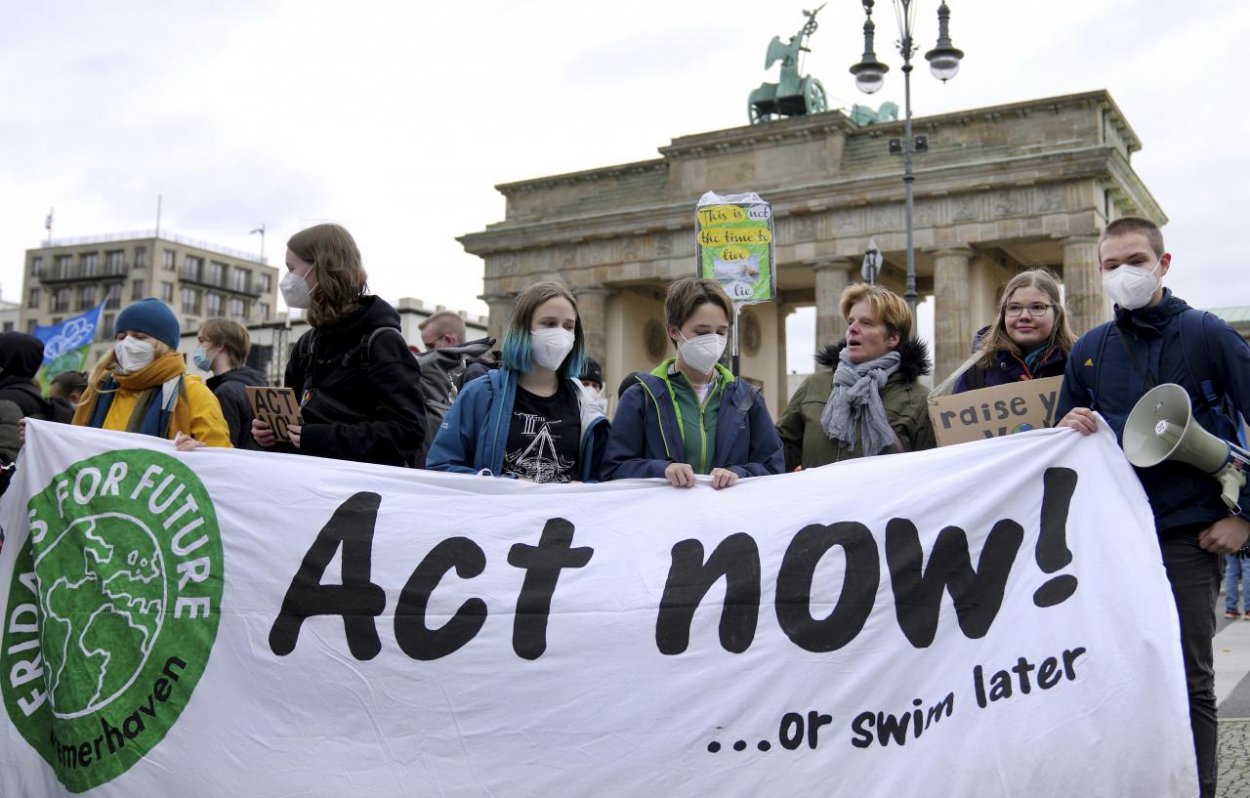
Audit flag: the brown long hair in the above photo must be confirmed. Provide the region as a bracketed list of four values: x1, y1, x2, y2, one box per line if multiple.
[976, 269, 1076, 367]
[287, 223, 368, 327]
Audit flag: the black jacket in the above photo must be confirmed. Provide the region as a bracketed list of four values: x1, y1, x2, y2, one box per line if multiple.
[206, 365, 268, 449]
[285, 296, 427, 467]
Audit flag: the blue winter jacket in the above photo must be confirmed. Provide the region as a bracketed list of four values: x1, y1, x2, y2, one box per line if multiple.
[602, 362, 784, 480]
[1056, 290, 1250, 532]
[424, 368, 610, 482]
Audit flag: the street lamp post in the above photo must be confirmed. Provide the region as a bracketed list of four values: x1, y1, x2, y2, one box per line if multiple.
[862, 238, 883, 285]
[850, 0, 963, 311]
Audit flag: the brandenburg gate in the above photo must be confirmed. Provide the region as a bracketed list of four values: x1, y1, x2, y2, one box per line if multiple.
[459, 90, 1164, 414]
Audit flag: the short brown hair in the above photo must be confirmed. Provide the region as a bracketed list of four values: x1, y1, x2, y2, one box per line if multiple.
[664, 277, 733, 341]
[839, 283, 912, 341]
[419, 310, 467, 343]
[975, 269, 1076, 367]
[199, 318, 251, 368]
[287, 223, 368, 327]
[1100, 216, 1165, 258]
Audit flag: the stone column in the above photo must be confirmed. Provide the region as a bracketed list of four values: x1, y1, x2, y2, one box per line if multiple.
[777, 304, 795, 410]
[932, 247, 975, 383]
[1062, 236, 1106, 336]
[480, 292, 515, 345]
[574, 285, 610, 368]
[813, 257, 853, 348]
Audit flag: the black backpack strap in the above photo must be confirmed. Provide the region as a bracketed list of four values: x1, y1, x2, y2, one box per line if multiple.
[1179, 309, 1245, 445]
[347, 327, 408, 370]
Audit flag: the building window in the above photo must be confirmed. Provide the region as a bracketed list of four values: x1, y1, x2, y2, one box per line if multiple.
[207, 261, 226, 286]
[206, 292, 223, 317]
[162, 249, 176, 270]
[30, 256, 43, 277]
[181, 287, 201, 315]
[52, 287, 71, 313]
[135, 246, 148, 269]
[55, 255, 72, 278]
[78, 285, 97, 310]
[258, 302, 270, 320]
[230, 297, 246, 319]
[182, 255, 204, 282]
[161, 281, 174, 302]
[259, 273, 272, 293]
[2, 322, 13, 333]
[105, 250, 125, 273]
[81, 252, 100, 277]
[132, 279, 146, 300]
[26, 320, 37, 333]
[231, 267, 250, 292]
[104, 283, 122, 310]
[27, 287, 41, 309]
[102, 313, 116, 339]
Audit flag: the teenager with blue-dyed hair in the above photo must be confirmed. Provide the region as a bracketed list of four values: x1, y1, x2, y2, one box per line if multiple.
[425, 281, 609, 482]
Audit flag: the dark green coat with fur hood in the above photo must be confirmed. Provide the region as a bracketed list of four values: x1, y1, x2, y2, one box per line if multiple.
[775, 337, 936, 470]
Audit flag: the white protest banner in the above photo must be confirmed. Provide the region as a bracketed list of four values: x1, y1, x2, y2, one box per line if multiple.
[928, 376, 1065, 446]
[0, 420, 1196, 797]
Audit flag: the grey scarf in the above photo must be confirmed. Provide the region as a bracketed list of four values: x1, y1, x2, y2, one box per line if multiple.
[820, 348, 902, 455]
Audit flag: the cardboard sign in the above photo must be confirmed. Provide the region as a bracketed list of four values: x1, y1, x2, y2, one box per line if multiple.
[695, 191, 775, 303]
[247, 386, 302, 443]
[928, 376, 1064, 446]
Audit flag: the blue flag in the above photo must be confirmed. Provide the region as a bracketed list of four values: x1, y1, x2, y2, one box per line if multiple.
[33, 303, 104, 391]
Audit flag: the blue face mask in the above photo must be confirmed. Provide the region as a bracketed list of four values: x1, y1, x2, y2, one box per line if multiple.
[192, 347, 213, 372]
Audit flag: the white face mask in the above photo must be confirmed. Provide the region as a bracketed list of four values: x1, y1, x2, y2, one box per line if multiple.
[677, 332, 728, 375]
[114, 337, 156, 374]
[280, 268, 315, 309]
[1102, 259, 1161, 310]
[530, 327, 575, 371]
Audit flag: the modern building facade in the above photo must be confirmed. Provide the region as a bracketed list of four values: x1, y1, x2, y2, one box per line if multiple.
[459, 90, 1163, 415]
[19, 230, 281, 365]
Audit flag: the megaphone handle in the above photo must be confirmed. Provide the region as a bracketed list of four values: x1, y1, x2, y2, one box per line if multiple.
[1219, 467, 1248, 516]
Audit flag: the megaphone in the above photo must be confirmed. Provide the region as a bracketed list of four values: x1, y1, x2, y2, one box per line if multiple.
[1123, 383, 1250, 513]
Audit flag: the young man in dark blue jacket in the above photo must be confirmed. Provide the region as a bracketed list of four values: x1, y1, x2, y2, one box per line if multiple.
[1057, 216, 1250, 798]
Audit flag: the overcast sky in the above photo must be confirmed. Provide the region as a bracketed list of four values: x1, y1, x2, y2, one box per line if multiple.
[2, 1, 1247, 372]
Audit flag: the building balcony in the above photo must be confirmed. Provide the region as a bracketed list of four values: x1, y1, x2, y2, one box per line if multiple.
[178, 270, 264, 297]
[38, 262, 131, 283]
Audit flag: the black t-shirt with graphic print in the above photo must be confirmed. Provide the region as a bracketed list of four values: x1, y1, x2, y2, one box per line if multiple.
[503, 381, 582, 483]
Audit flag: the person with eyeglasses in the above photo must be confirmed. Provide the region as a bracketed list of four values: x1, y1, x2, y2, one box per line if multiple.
[952, 269, 1076, 393]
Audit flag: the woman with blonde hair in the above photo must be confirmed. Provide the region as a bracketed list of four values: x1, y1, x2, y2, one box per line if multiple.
[953, 268, 1075, 393]
[426, 280, 609, 482]
[74, 298, 230, 447]
[252, 223, 426, 466]
[776, 283, 934, 469]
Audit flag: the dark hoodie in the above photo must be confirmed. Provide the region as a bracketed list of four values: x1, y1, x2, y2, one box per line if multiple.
[1058, 289, 1250, 532]
[775, 336, 935, 470]
[282, 295, 427, 467]
[0, 332, 53, 496]
[206, 365, 268, 449]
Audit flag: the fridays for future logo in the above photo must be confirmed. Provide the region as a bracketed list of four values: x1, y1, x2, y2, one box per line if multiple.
[2, 450, 223, 793]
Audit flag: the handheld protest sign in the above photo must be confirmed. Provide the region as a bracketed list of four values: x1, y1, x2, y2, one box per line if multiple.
[928, 376, 1065, 446]
[695, 191, 775, 304]
[247, 386, 303, 443]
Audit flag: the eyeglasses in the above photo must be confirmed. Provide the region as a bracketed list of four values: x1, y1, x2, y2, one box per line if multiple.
[1004, 302, 1053, 318]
